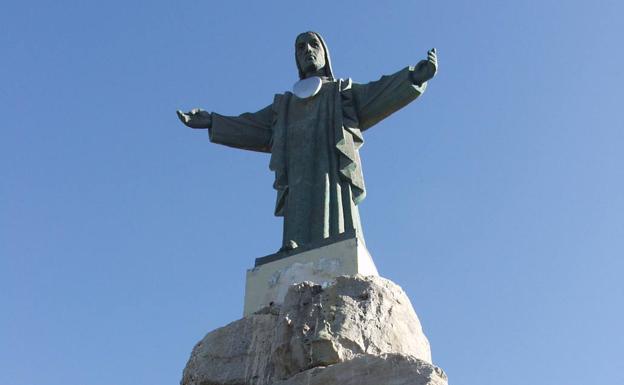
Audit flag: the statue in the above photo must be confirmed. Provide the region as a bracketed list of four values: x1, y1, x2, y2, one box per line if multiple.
[177, 31, 438, 251]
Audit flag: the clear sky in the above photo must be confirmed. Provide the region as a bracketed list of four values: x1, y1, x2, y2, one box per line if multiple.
[2, 1, 623, 384]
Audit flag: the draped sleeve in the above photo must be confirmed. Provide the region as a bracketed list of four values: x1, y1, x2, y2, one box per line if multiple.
[209, 105, 274, 153]
[350, 66, 427, 131]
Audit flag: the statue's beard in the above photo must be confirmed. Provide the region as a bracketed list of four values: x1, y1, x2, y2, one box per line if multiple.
[301, 62, 324, 77]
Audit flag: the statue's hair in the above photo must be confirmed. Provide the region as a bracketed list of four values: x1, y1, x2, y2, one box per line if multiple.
[295, 31, 334, 80]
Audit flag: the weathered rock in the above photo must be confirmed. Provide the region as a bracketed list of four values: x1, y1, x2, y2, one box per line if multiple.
[273, 354, 447, 385]
[181, 313, 277, 385]
[181, 275, 439, 385]
[271, 275, 432, 380]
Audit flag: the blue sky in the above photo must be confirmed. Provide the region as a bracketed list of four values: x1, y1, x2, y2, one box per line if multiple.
[1, 1, 623, 384]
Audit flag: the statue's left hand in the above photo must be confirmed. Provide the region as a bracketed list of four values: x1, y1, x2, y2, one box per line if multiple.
[411, 48, 438, 86]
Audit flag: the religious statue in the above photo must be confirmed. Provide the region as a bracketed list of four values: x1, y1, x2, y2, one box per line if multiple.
[177, 31, 438, 251]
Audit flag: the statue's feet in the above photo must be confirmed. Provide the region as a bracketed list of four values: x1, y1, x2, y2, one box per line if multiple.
[279, 240, 298, 252]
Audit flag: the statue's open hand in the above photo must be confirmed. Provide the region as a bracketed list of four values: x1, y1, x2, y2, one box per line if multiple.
[411, 48, 438, 86]
[176, 108, 212, 129]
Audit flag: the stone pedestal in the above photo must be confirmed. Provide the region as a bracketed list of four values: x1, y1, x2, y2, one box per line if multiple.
[182, 275, 447, 385]
[244, 234, 378, 316]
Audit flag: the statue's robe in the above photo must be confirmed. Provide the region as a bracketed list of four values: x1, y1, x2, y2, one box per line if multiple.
[209, 67, 426, 247]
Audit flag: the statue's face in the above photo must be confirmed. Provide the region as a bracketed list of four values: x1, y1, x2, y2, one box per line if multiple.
[296, 33, 326, 77]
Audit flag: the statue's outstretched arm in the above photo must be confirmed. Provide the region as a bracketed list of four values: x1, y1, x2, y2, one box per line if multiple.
[351, 49, 438, 131]
[177, 105, 273, 153]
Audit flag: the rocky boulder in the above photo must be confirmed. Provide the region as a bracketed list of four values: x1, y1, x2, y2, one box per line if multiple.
[181, 275, 444, 385]
[273, 354, 447, 385]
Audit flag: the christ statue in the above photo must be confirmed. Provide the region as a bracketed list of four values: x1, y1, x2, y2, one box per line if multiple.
[177, 31, 438, 251]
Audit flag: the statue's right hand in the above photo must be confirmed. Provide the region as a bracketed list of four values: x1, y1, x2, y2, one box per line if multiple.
[176, 108, 212, 129]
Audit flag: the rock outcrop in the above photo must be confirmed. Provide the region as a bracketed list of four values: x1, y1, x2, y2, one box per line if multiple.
[273, 354, 447, 385]
[181, 275, 446, 385]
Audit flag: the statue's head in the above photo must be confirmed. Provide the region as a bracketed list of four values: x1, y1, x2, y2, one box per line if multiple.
[295, 31, 334, 80]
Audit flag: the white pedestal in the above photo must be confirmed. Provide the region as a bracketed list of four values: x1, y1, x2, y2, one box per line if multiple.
[243, 235, 378, 316]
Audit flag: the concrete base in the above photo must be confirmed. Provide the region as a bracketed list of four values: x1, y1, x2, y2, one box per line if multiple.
[243, 235, 378, 316]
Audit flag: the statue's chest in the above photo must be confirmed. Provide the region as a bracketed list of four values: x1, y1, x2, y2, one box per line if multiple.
[286, 85, 336, 135]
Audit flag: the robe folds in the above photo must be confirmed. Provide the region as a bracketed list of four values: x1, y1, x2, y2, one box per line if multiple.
[209, 66, 426, 247]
